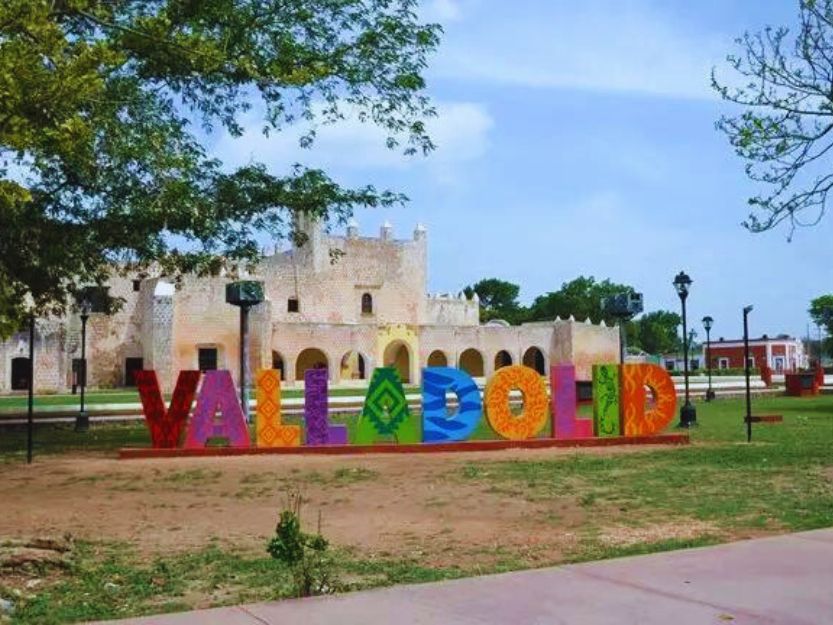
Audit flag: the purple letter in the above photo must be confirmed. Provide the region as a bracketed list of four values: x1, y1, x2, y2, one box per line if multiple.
[304, 369, 348, 445]
[184, 370, 250, 448]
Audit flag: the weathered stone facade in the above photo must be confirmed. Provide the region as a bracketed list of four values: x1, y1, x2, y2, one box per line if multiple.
[0, 220, 619, 393]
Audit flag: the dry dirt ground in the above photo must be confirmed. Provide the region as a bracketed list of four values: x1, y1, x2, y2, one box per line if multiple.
[0, 447, 676, 569]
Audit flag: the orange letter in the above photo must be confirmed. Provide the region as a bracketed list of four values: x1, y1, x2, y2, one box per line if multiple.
[484, 365, 548, 440]
[256, 369, 301, 447]
[620, 364, 677, 436]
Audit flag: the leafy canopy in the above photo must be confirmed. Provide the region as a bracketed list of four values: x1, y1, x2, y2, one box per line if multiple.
[526, 276, 635, 325]
[714, 0, 833, 235]
[462, 274, 686, 356]
[632, 310, 682, 355]
[463, 278, 523, 324]
[809, 294, 833, 333]
[809, 294, 833, 356]
[0, 0, 440, 335]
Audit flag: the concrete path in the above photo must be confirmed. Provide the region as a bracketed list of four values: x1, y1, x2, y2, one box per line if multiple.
[95, 529, 833, 625]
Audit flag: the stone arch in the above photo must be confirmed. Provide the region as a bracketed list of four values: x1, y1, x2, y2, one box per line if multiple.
[340, 350, 368, 380]
[295, 348, 329, 381]
[271, 351, 286, 381]
[522, 346, 547, 375]
[11, 357, 30, 391]
[427, 350, 448, 367]
[459, 348, 485, 377]
[494, 350, 513, 370]
[383, 340, 412, 383]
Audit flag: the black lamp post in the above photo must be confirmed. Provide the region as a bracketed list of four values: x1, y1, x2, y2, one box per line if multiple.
[75, 298, 91, 432]
[226, 281, 265, 422]
[27, 314, 35, 463]
[702, 315, 715, 401]
[743, 305, 754, 442]
[673, 271, 696, 428]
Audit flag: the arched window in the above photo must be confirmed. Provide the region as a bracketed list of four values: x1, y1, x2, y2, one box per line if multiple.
[494, 350, 513, 370]
[340, 351, 367, 380]
[458, 348, 485, 377]
[272, 351, 286, 381]
[427, 350, 448, 367]
[522, 347, 546, 375]
[361, 292, 373, 315]
[296, 348, 329, 380]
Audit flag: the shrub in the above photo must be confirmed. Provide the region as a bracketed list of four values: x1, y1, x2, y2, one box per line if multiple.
[266, 489, 340, 597]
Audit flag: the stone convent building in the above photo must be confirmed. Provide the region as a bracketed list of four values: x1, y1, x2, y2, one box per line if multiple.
[0, 219, 619, 393]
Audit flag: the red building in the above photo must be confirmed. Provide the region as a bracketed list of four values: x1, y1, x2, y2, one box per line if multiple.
[706, 335, 806, 372]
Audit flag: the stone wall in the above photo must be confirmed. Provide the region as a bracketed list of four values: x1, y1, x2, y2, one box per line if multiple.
[424, 293, 479, 326]
[0, 319, 65, 394]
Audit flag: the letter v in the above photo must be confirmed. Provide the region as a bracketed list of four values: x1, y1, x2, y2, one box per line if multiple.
[136, 370, 200, 448]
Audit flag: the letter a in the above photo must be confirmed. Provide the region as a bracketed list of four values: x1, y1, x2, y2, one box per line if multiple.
[136, 370, 200, 448]
[184, 370, 250, 448]
[355, 367, 419, 445]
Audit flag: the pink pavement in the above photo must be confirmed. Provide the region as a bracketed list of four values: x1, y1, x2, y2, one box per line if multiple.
[93, 529, 833, 625]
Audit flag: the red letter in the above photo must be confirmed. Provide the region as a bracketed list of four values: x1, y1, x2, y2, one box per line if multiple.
[136, 370, 200, 448]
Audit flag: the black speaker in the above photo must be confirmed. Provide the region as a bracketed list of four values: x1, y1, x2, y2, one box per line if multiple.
[225, 281, 265, 307]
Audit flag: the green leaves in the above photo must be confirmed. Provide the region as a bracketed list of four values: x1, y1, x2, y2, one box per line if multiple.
[527, 276, 636, 325]
[809, 295, 833, 356]
[0, 0, 439, 335]
[464, 278, 523, 323]
[632, 310, 682, 356]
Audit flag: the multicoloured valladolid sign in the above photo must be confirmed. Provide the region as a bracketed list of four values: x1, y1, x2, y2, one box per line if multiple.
[136, 363, 677, 449]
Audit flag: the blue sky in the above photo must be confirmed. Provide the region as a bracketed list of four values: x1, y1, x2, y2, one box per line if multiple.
[214, 0, 830, 342]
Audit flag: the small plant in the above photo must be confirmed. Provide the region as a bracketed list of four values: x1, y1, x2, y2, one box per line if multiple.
[266, 489, 340, 597]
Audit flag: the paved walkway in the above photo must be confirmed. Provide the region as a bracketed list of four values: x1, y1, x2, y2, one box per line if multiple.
[96, 529, 833, 625]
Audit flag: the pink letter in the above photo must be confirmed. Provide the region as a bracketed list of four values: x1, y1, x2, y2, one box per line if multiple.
[550, 364, 593, 439]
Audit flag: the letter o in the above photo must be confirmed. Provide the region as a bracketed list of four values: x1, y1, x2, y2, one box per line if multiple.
[484, 365, 549, 440]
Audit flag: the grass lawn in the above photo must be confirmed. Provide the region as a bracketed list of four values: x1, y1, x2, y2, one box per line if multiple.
[1, 394, 831, 624]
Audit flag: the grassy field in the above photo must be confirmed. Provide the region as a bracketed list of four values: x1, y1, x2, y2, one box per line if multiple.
[1, 394, 831, 624]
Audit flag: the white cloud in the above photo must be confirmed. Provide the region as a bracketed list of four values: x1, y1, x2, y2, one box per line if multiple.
[431, 2, 727, 100]
[212, 101, 493, 174]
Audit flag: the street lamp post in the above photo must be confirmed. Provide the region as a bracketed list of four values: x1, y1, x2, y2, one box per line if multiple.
[702, 315, 715, 401]
[75, 299, 91, 432]
[743, 305, 754, 442]
[225, 281, 265, 422]
[27, 314, 35, 463]
[673, 271, 696, 428]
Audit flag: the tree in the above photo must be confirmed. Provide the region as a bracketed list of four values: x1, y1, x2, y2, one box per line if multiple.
[526, 276, 635, 325]
[809, 294, 833, 355]
[714, 0, 833, 235]
[632, 310, 682, 356]
[0, 0, 440, 336]
[463, 278, 523, 324]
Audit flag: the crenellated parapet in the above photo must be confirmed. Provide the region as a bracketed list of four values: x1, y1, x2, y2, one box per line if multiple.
[424, 291, 480, 326]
